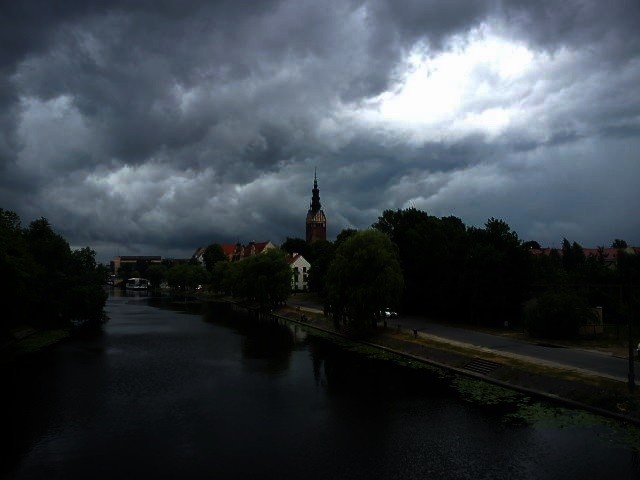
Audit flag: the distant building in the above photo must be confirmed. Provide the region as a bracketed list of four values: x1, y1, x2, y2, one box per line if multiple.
[288, 253, 311, 291]
[110, 255, 162, 275]
[305, 170, 326, 243]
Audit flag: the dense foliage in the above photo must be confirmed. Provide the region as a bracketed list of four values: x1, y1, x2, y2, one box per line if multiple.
[524, 292, 595, 339]
[166, 263, 208, 291]
[372, 209, 529, 324]
[202, 243, 227, 272]
[0, 209, 107, 336]
[293, 207, 638, 338]
[280, 237, 311, 261]
[529, 237, 640, 328]
[211, 249, 291, 308]
[326, 229, 403, 333]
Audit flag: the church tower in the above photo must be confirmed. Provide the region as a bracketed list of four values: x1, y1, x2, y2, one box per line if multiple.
[306, 170, 327, 243]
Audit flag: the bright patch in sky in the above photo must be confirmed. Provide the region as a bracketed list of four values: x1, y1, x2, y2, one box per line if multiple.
[354, 27, 536, 141]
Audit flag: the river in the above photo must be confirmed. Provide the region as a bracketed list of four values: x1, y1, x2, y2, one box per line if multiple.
[3, 290, 640, 479]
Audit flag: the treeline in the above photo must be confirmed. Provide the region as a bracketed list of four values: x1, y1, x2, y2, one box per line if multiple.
[210, 249, 291, 307]
[116, 260, 209, 292]
[0, 209, 108, 338]
[125, 246, 292, 308]
[281, 208, 639, 337]
[526, 238, 640, 336]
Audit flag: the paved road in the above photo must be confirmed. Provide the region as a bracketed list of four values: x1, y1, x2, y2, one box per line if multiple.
[287, 297, 636, 382]
[387, 315, 635, 381]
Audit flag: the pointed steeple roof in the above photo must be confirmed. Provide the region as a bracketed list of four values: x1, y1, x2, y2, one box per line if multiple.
[309, 168, 321, 214]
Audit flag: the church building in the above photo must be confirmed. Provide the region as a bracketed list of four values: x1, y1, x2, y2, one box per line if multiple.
[305, 171, 327, 243]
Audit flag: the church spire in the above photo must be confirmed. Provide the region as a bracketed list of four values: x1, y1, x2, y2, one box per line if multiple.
[306, 169, 327, 243]
[310, 168, 321, 213]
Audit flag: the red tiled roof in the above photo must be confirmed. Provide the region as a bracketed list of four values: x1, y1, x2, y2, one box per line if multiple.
[529, 246, 637, 262]
[583, 248, 620, 261]
[287, 253, 301, 265]
[219, 243, 238, 256]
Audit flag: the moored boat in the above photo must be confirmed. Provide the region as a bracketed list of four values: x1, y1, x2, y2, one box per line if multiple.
[125, 277, 150, 290]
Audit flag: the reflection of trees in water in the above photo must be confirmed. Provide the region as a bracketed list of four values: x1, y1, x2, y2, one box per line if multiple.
[202, 303, 295, 375]
[147, 295, 203, 314]
[631, 449, 640, 475]
[110, 287, 152, 298]
[240, 321, 294, 374]
[306, 336, 455, 399]
[307, 336, 437, 396]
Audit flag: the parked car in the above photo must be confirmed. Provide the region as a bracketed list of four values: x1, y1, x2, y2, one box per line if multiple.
[382, 308, 398, 318]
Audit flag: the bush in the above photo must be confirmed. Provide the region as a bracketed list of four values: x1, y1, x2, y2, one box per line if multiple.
[525, 292, 595, 339]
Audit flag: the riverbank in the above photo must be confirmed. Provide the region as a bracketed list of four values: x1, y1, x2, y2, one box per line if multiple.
[6, 292, 639, 425]
[0, 326, 71, 364]
[272, 304, 640, 425]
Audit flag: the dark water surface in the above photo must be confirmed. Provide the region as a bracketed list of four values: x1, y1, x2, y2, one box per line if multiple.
[3, 291, 640, 479]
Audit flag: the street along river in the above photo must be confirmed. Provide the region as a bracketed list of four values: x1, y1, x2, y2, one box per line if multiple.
[3, 290, 640, 479]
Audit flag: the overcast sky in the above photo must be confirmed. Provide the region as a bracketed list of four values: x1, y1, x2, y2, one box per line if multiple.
[1, 0, 639, 262]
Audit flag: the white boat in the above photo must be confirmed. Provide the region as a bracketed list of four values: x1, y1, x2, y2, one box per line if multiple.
[125, 277, 150, 290]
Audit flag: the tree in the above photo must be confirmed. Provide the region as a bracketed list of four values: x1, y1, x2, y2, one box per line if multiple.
[326, 229, 403, 334]
[561, 238, 585, 273]
[464, 218, 530, 324]
[0, 210, 107, 330]
[280, 237, 311, 261]
[23, 217, 73, 324]
[219, 249, 291, 307]
[617, 250, 640, 322]
[0, 209, 34, 331]
[531, 248, 565, 286]
[525, 292, 594, 339]
[166, 264, 207, 291]
[523, 240, 541, 250]
[211, 260, 234, 295]
[307, 240, 335, 296]
[373, 208, 468, 317]
[146, 264, 168, 289]
[64, 247, 108, 323]
[334, 228, 357, 249]
[202, 243, 227, 272]
[612, 239, 628, 249]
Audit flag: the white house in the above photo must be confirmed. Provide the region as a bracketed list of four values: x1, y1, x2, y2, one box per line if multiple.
[288, 253, 311, 291]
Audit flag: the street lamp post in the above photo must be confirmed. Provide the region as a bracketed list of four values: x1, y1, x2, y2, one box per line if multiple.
[628, 318, 635, 393]
[624, 280, 635, 393]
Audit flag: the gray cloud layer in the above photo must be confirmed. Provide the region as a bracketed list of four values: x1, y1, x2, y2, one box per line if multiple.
[1, 0, 639, 261]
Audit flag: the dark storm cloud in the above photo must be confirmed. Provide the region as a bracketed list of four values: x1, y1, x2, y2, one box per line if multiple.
[502, 0, 640, 55]
[0, 0, 639, 260]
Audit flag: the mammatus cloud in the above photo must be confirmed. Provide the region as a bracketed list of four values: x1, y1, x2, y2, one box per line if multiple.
[0, 1, 638, 262]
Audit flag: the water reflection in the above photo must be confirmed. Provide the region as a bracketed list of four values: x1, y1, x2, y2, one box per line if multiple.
[3, 293, 640, 480]
[107, 286, 153, 298]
